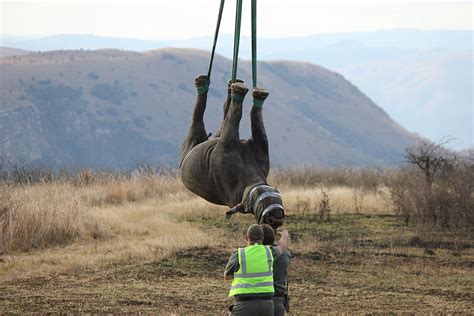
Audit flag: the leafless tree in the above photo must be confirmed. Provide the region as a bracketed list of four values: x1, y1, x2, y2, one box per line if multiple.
[404, 139, 455, 188]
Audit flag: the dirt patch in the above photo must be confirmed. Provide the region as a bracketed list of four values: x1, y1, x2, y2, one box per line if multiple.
[1, 244, 473, 314]
[1, 211, 473, 314]
[142, 246, 229, 278]
[408, 235, 472, 250]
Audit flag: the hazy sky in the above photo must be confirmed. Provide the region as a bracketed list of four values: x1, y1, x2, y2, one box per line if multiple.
[1, 0, 472, 39]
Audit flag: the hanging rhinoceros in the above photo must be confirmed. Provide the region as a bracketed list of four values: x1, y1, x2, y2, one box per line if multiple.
[179, 75, 285, 229]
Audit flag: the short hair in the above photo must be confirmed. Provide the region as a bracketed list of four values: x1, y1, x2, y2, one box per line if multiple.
[261, 224, 275, 245]
[246, 224, 264, 242]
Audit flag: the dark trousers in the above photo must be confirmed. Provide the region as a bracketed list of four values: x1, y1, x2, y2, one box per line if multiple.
[229, 299, 274, 316]
[273, 297, 285, 316]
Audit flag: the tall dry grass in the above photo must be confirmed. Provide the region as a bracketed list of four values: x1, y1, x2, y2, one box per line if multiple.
[1, 181, 96, 252]
[269, 167, 391, 216]
[279, 186, 391, 215]
[269, 167, 383, 191]
[0, 167, 392, 256]
[0, 174, 190, 253]
[1, 165, 471, 281]
[0, 173, 221, 280]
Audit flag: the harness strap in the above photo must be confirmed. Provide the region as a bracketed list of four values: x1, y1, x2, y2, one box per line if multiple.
[207, 0, 226, 85]
[247, 184, 274, 203]
[251, 0, 257, 88]
[231, 0, 243, 83]
[227, 183, 284, 221]
[246, 184, 285, 223]
[206, 0, 260, 88]
[253, 191, 281, 214]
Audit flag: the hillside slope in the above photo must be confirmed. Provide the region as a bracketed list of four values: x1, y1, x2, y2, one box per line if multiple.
[2, 30, 471, 149]
[339, 50, 472, 149]
[0, 48, 418, 168]
[0, 46, 30, 57]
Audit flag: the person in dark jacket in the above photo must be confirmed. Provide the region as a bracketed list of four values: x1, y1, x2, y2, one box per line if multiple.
[261, 223, 291, 316]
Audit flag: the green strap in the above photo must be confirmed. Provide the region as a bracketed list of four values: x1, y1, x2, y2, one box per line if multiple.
[207, 0, 226, 85]
[231, 93, 245, 104]
[231, 0, 243, 83]
[253, 98, 264, 108]
[196, 83, 209, 95]
[251, 0, 257, 88]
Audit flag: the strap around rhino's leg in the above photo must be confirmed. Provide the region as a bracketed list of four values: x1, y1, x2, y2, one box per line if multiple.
[252, 87, 269, 109]
[218, 82, 248, 148]
[214, 79, 243, 138]
[180, 75, 210, 162]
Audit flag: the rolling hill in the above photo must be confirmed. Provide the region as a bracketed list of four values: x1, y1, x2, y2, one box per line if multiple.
[0, 48, 418, 169]
[0, 47, 30, 58]
[2, 30, 471, 149]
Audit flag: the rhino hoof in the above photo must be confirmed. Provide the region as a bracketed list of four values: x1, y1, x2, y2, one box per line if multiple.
[194, 75, 209, 86]
[227, 79, 244, 89]
[253, 88, 270, 101]
[231, 82, 249, 97]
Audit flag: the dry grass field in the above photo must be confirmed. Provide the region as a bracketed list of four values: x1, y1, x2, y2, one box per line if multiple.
[0, 171, 473, 314]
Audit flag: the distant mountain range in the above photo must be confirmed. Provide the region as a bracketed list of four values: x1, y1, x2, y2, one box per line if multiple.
[0, 48, 418, 169]
[2, 29, 472, 149]
[2, 30, 471, 53]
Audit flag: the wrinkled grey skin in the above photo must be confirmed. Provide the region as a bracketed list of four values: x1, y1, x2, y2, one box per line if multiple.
[180, 75, 283, 226]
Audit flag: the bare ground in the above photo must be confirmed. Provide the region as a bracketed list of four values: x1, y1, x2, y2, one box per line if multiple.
[1, 212, 473, 314]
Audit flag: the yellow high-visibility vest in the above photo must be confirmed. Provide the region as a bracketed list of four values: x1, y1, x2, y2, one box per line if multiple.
[229, 244, 274, 297]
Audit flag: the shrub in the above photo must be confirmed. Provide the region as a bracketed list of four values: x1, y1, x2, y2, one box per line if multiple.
[91, 83, 128, 105]
[318, 189, 331, 222]
[386, 142, 474, 232]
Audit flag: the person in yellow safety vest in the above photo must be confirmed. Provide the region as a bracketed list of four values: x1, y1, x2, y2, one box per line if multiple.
[224, 224, 290, 316]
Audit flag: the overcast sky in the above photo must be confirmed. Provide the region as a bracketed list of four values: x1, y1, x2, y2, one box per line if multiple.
[1, 0, 473, 39]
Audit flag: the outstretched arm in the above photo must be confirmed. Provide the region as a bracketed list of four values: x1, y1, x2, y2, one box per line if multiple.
[276, 229, 290, 254]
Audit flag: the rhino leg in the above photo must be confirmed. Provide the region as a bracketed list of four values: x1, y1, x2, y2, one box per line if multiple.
[180, 75, 210, 163]
[217, 82, 249, 149]
[214, 79, 244, 138]
[250, 88, 270, 175]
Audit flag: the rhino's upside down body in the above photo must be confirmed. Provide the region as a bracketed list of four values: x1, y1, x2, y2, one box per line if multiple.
[179, 75, 285, 228]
